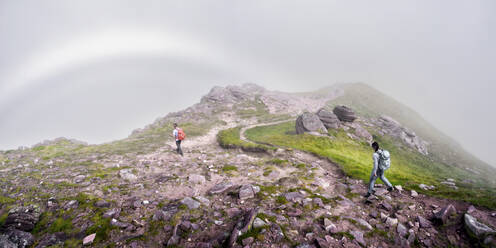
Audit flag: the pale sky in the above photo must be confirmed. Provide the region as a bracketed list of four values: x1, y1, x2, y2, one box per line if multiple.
[0, 1, 494, 166]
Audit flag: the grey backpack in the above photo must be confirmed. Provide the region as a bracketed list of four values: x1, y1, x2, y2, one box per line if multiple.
[377, 149, 391, 170]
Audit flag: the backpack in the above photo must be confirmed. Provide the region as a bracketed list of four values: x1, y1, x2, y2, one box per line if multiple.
[377, 149, 391, 170]
[177, 128, 186, 141]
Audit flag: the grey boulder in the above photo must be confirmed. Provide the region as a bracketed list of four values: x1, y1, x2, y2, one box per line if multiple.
[295, 112, 327, 134]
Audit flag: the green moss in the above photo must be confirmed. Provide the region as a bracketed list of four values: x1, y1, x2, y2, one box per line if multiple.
[86, 213, 114, 243]
[64, 238, 81, 248]
[237, 226, 265, 244]
[267, 159, 289, 165]
[222, 165, 238, 172]
[0, 211, 8, 228]
[0, 195, 15, 205]
[276, 195, 288, 205]
[295, 163, 306, 169]
[49, 217, 74, 234]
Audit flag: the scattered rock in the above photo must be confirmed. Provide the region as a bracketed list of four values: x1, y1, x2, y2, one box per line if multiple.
[74, 175, 86, 183]
[103, 208, 120, 219]
[242, 237, 254, 246]
[253, 218, 267, 228]
[119, 169, 138, 181]
[380, 202, 392, 211]
[385, 217, 398, 228]
[434, 204, 456, 224]
[239, 184, 256, 200]
[464, 214, 496, 240]
[356, 218, 373, 231]
[333, 106, 357, 122]
[350, 230, 366, 246]
[419, 184, 435, 190]
[83, 233, 96, 246]
[467, 205, 477, 214]
[417, 216, 432, 228]
[410, 190, 418, 198]
[180, 197, 200, 209]
[295, 112, 327, 134]
[397, 223, 407, 237]
[94, 200, 110, 208]
[284, 192, 305, 203]
[209, 182, 234, 194]
[188, 174, 206, 184]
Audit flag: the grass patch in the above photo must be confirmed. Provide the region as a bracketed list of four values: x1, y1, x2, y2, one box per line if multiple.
[245, 121, 496, 209]
[217, 127, 275, 153]
[222, 165, 238, 172]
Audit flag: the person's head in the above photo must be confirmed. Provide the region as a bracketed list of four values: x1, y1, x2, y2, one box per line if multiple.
[173, 123, 178, 128]
[371, 141, 379, 152]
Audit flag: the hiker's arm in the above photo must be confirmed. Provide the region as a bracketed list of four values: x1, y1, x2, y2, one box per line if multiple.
[372, 153, 379, 176]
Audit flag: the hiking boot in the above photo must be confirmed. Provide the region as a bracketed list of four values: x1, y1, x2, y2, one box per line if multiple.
[387, 187, 393, 192]
[365, 190, 375, 197]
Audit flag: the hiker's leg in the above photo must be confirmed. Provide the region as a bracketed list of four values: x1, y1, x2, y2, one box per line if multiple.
[177, 140, 183, 156]
[175, 140, 180, 154]
[378, 169, 393, 188]
[368, 172, 378, 194]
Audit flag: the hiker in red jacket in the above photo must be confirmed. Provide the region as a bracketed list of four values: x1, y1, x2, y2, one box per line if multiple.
[172, 123, 185, 156]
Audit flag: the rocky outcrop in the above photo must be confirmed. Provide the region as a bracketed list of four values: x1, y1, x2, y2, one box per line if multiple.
[464, 214, 495, 241]
[4, 205, 41, 231]
[316, 108, 340, 129]
[295, 112, 327, 134]
[375, 115, 429, 155]
[333, 106, 357, 122]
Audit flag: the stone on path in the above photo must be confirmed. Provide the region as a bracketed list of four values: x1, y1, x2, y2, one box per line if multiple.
[83, 233, 96, 246]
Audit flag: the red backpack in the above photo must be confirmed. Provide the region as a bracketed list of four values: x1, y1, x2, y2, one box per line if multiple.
[177, 128, 186, 140]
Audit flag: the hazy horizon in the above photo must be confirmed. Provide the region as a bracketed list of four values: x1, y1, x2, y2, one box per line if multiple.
[1, 1, 495, 166]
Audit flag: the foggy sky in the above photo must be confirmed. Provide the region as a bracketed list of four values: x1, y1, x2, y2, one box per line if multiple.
[0, 1, 495, 166]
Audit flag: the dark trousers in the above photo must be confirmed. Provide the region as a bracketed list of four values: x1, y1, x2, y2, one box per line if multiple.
[175, 140, 183, 156]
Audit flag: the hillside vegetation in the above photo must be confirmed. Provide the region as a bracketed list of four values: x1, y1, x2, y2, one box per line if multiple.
[245, 121, 496, 209]
[324, 83, 494, 178]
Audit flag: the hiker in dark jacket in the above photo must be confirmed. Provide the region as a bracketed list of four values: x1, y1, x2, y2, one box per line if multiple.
[366, 141, 393, 197]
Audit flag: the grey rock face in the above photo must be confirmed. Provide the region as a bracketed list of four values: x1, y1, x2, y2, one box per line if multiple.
[295, 112, 327, 134]
[316, 108, 340, 129]
[333, 106, 357, 122]
[4, 205, 41, 231]
[376, 115, 428, 155]
[464, 214, 496, 240]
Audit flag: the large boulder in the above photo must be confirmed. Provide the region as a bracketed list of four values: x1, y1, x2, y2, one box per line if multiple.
[295, 112, 327, 134]
[333, 106, 357, 122]
[464, 214, 496, 240]
[316, 108, 340, 129]
[4, 205, 41, 231]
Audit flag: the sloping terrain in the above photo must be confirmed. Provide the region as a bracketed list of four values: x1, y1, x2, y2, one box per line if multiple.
[0, 83, 495, 248]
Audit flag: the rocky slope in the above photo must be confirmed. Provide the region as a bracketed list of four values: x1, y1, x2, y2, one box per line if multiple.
[0, 83, 495, 248]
